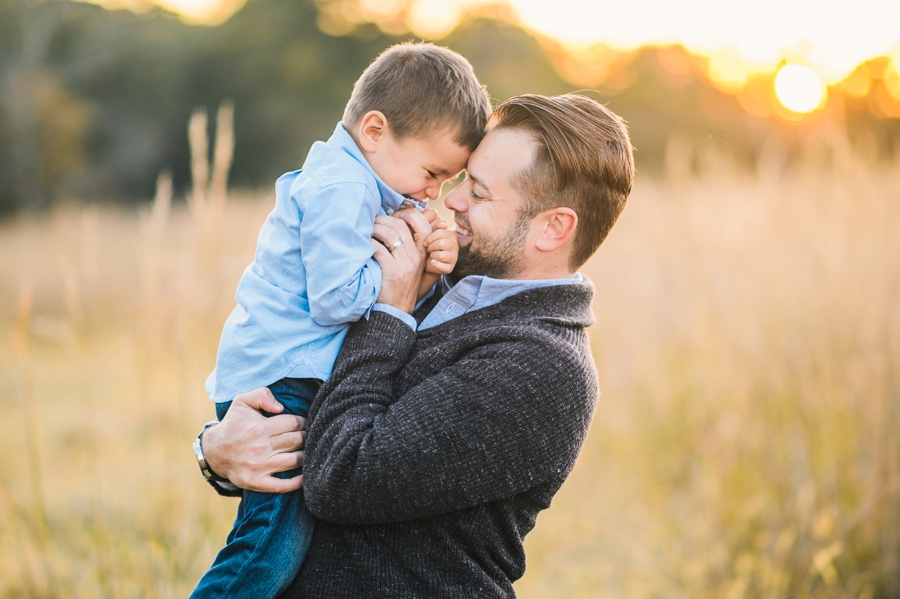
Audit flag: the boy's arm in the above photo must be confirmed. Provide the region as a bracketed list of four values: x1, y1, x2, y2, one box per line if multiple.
[299, 182, 382, 326]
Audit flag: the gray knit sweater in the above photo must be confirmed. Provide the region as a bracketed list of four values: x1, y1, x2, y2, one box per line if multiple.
[283, 280, 598, 598]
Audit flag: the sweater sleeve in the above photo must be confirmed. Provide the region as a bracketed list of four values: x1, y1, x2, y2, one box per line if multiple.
[302, 310, 596, 525]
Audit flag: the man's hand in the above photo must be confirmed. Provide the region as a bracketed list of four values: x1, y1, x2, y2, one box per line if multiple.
[393, 206, 441, 230]
[201, 387, 306, 493]
[371, 212, 430, 313]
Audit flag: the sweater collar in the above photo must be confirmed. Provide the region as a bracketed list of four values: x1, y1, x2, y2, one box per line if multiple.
[417, 276, 595, 331]
[419, 274, 584, 331]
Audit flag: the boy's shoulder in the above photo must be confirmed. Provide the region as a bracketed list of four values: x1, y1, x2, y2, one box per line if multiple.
[299, 137, 376, 193]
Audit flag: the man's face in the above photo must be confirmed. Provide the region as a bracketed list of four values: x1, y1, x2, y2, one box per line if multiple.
[444, 127, 537, 279]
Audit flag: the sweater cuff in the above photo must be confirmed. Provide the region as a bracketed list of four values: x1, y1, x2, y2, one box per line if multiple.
[371, 303, 417, 331]
[345, 309, 417, 366]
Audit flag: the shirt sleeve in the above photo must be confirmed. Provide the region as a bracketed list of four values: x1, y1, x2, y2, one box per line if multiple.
[371, 303, 417, 330]
[301, 311, 596, 525]
[298, 182, 382, 327]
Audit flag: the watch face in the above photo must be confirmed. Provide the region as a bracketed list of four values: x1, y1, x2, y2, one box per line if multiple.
[194, 435, 211, 478]
[195, 424, 226, 482]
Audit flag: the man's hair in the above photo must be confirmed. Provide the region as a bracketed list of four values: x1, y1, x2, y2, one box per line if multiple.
[343, 42, 492, 151]
[490, 94, 634, 269]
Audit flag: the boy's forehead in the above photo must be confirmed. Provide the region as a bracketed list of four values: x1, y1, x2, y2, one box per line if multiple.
[406, 132, 471, 172]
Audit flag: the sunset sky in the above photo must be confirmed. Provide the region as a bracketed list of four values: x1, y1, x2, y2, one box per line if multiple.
[499, 0, 900, 82]
[125, 0, 900, 84]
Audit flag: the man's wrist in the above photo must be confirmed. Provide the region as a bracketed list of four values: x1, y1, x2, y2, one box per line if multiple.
[193, 421, 228, 483]
[372, 303, 418, 330]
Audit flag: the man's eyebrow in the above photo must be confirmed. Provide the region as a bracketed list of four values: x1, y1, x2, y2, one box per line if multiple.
[468, 172, 492, 195]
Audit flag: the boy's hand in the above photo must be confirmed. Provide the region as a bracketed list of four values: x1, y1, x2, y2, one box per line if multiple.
[423, 227, 458, 276]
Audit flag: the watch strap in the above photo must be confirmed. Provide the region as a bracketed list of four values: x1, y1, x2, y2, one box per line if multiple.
[194, 421, 228, 483]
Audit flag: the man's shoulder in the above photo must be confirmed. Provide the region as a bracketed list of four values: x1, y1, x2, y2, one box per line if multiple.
[421, 285, 595, 369]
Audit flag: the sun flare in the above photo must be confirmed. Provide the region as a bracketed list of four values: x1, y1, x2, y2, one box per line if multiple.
[774, 64, 827, 114]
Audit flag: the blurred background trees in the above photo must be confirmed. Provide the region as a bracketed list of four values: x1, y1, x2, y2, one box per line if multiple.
[0, 0, 898, 216]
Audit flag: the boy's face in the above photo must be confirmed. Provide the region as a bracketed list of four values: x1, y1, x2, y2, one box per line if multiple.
[366, 126, 470, 202]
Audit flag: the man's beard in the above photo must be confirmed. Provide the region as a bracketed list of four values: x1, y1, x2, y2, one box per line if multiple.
[452, 214, 531, 280]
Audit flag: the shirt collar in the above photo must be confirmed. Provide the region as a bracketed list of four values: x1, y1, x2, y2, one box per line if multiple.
[442, 273, 583, 300]
[418, 273, 583, 331]
[327, 122, 422, 214]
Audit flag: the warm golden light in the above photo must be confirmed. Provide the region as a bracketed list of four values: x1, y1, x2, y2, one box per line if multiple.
[706, 48, 751, 91]
[86, 0, 900, 90]
[408, 0, 464, 39]
[774, 64, 826, 113]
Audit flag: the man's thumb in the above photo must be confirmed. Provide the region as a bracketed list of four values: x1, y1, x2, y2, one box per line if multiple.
[233, 387, 283, 414]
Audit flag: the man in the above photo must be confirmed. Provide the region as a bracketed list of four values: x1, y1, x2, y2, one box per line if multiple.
[197, 94, 634, 597]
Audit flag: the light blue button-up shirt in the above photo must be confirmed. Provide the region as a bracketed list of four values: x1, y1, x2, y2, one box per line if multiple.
[374, 273, 584, 331]
[206, 123, 420, 404]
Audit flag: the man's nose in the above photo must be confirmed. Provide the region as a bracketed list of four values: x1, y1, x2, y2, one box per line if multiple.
[444, 185, 466, 212]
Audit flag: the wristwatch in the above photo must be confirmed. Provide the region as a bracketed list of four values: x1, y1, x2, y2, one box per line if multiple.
[193, 421, 228, 483]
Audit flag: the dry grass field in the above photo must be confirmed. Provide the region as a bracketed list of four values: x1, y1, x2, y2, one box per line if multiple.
[0, 138, 898, 597]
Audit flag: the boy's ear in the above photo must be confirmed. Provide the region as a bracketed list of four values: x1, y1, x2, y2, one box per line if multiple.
[357, 111, 388, 153]
[534, 207, 578, 253]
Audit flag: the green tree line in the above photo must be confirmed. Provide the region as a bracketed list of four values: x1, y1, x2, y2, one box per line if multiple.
[0, 0, 896, 215]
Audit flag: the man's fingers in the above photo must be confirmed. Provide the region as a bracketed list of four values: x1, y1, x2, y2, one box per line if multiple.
[392, 206, 416, 218]
[267, 413, 306, 436]
[375, 215, 416, 243]
[270, 449, 305, 471]
[270, 429, 306, 452]
[420, 208, 438, 225]
[256, 474, 303, 494]
[232, 387, 282, 414]
[372, 222, 400, 245]
[398, 211, 432, 244]
[370, 238, 392, 263]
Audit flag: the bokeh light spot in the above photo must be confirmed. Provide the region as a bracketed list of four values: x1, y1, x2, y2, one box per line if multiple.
[707, 48, 751, 92]
[775, 64, 826, 113]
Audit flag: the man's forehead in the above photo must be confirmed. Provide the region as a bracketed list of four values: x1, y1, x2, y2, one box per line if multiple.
[467, 128, 535, 191]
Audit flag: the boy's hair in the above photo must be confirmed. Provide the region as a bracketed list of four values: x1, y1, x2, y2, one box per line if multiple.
[490, 94, 634, 269]
[343, 42, 491, 151]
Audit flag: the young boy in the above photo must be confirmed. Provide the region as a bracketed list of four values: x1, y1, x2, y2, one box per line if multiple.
[190, 43, 491, 599]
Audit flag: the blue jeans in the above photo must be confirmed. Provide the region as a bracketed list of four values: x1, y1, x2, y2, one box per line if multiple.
[190, 377, 319, 599]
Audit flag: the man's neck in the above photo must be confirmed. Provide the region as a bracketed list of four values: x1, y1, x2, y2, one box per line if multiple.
[510, 258, 576, 281]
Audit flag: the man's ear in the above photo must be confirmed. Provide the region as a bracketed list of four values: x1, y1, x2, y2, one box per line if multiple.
[357, 111, 388, 153]
[534, 207, 578, 252]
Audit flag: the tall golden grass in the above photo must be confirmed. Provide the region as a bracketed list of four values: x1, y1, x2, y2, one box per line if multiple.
[0, 133, 898, 597]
